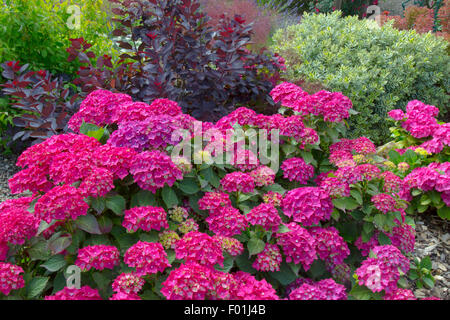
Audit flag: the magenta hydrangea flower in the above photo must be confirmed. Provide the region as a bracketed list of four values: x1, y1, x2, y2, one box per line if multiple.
[352, 137, 377, 154]
[433, 123, 450, 146]
[161, 263, 215, 300]
[371, 193, 397, 214]
[75, 245, 120, 271]
[0, 198, 40, 245]
[371, 245, 410, 273]
[281, 157, 314, 184]
[309, 90, 352, 122]
[0, 243, 8, 261]
[198, 191, 232, 212]
[402, 110, 439, 138]
[277, 223, 317, 270]
[220, 172, 255, 193]
[249, 166, 276, 187]
[108, 115, 181, 152]
[387, 224, 415, 253]
[8, 164, 54, 195]
[45, 286, 102, 300]
[209, 271, 238, 300]
[288, 278, 347, 300]
[262, 191, 283, 207]
[356, 164, 381, 181]
[355, 233, 379, 257]
[213, 235, 244, 257]
[110, 101, 154, 123]
[174, 231, 224, 268]
[246, 203, 281, 232]
[252, 244, 282, 272]
[112, 273, 144, 294]
[231, 149, 259, 172]
[34, 185, 89, 223]
[122, 206, 169, 232]
[231, 271, 279, 300]
[388, 109, 405, 121]
[206, 206, 248, 237]
[79, 167, 115, 198]
[215, 107, 257, 129]
[334, 166, 362, 185]
[49, 151, 97, 185]
[124, 241, 171, 275]
[68, 89, 132, 132]
[404, 167, 440, 191]
[309, 227, 350, 267]
[282, 187, 333, 226]
[110, 292, 142, 300]
[0, 263, 25, 295]
[93, 144, 137, 180]
[130, 150, 183, 193]
[405, 100, 440, 117]
[270, 82, 309, 113]
[148, 98, 183, 117]
[420, 138, 444, 154]
[381, 171, 403, 194]
[319, 177, 350, 198]
[384, 288, 416, 300]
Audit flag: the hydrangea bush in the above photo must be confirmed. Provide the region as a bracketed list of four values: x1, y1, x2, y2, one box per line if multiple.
[0, 83, 442, 300]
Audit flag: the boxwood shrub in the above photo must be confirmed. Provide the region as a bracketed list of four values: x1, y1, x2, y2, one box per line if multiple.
[271, 11, 450, 144]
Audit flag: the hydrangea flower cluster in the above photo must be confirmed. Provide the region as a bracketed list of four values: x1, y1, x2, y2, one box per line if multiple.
[45, 286, 102, 300]
[112, 273, 144, 295]
[0, 262, 25, 295]
[198, 192, 231, 212]
[178, 219, 199, 234]
[246, 203, 281, 232]
[355, 245, 409, 293]
[277, 223, 317, 270]
[309, 227, 350, 267]
[355, 233, 380, 257]
[231, 271, 279, 300]
[252, 244, 282, 272]
[159, 230, 180, 249]
[213, 236, 244, 256]
[109, 291, 142, 300]
[124, 241, 171, 275]
[79, 167, 115, 198]
[93, 144, 137, 180]
[282, 187, 333, 226]
[329, 137, 376, 167]
[75, 245, 120, 271]
[319, 177, 350, 198]
[205, 206, 248, 237]
[34, 185, 89, 223]
[220, 172, 255, 193]
[371, 193, 397, 214]
[231, 149, 259, 171]
[262, 191, 283, 207]
[281, 157, 314, 184]
[383, 288, 416, 300]
[0, 198, 39, 245]
[174, 231, 224, 268]
[249, 166, 275, 187]
[130, 151, 183, 193]
[122, 206, 169, 232]
[288, 278, 347, 300]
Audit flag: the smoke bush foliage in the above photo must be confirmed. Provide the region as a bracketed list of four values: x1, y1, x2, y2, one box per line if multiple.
[271, 11, 450, 144]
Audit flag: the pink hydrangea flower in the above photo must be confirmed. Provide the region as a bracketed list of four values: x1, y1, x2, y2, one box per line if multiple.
[355, 233, 379, 257]
[110, 292, 142, 300]
[231, 149, 259, 172]
[112, 273, 144, 294]
[433, 123, 450, 146]
[124, 241, 171, 275]
[174, 231, 224, 268]
[288, 278, 347, 300]
[371, 193, 397, 214]
[122, 206, 169, 232]
[252, 244, 282, 272]
[384, 288, 416, 300]
[220, 172, 255, 193]
[130, 151, 183, 193]
[178, 219, 199, 234]
[246, 203, 281, 232]
[281, 157, 314, 184]
[282, 187, 333, 226]
[206, 206, 248, 237]
[45, 286, 102, 300]
[262, 191, 283, 207]
[0, 263, 25, 295]
[79, 167, 115, 198]
[161, 263, 214, 300]
[388, 109, 405, 121]
[277, 223, 317, 270]
[198, 191, 232, 212]
[310, 227, 350, 267]
[320, 177, 350, 198]
[213, 235, 244, 256]
[387, 223, 415, 253]
[93, 144, 137, 180]
[352, 137, 377, 154]
[249, 166, 276, 187]
[34, 185, 89, 223]
[231, 271, 279, 300]
[404, 167, 440, 191]
[148, 98, 183, 117]
[75, 245, 120, 271]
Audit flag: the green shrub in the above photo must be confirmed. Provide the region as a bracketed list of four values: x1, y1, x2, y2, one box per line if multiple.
[271, 11, 450, 144]
[0, 0, 117, 77]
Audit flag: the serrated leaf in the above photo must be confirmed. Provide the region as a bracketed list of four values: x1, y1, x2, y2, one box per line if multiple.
[247, 237, 265, 256]
[48, 235, 72, 255]
[177, 178, 200, 194]
[75, 214, 101, 234]
[40, 255, 67, 272]
[270, 262, 297, 285]
[162, 186, 178, 209]
[26, 277, 49, 298]
[105, 195, 126, 215]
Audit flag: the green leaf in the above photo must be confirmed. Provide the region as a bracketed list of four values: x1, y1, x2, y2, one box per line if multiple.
[388, 150, 401, 165]
[437, 206, 450, 220]
[235, 250, 257, 274]
[75, 214, 101, 235]
[48, 235, 72, 255]
[28, 241, 51, 261]
[201, 167, 220, 188]
[177, 178, 200, 194]
[262, 183, 286, 194]
[349, 285, 375, 300]
[105, 195, 126, 215]
[377, 232, 392, 245]
[277, 224, 291, 234]
[373, 214, 386, 229]
[423, 276, 435, 289]
[247, 237, 265, 256]
[350, 190, 363, 205]
[90, 197, 106, 213]
[40, 255, 67, 272]
[307, 260, 327, 278]
[130, 190, 156, 207]
[98, 216, 113, 234]
[333, 197, 359, 211]
[26, 277, 49, 298]
[420, 256, 432, 270]
[139, 232, 159, 243]
[271, 262, 297, 285]
[215, 257, 234, 273]
[162, 186, 178, 209]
